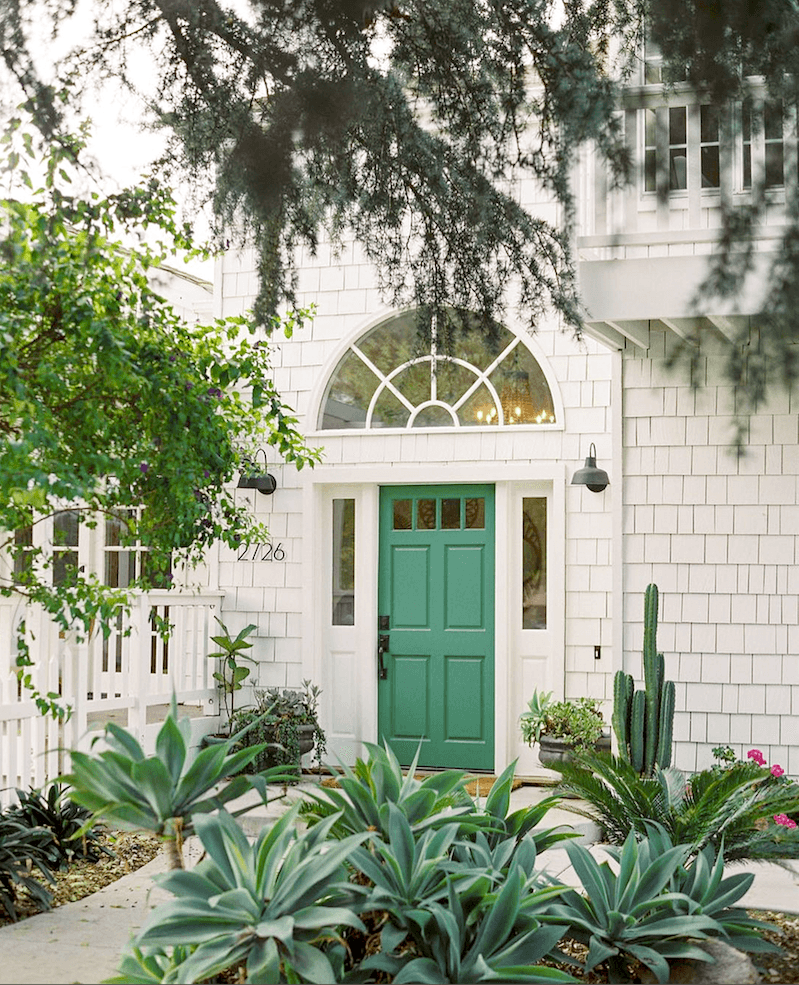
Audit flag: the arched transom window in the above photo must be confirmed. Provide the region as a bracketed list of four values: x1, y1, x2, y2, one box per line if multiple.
[319, 311, 556, 430]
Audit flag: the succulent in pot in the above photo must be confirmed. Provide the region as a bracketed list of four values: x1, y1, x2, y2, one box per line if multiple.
[520, 688, 609, 767]
[229, 679, 327, 779]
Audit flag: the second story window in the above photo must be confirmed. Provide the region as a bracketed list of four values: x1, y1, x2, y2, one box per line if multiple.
[642, 104, 719, 195]
[700, 105, 721, 188]
[742, 99, 785, 190]
[669, 107, 687, 190]
[764, 101, 784, 188]
[644, 109, 657, 192]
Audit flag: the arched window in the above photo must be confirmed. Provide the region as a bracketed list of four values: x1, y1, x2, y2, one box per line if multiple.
[319, 310, 556, 430]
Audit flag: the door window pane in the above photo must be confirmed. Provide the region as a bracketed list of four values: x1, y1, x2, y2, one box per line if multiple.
[105, 510, 138, 588]
[465, 498, 485, 529]
[393, 499, 412, 530]
[441, 498, 461, 529]
[522, 498, 547, 629]
[742, 100, 752, 189]
[332, 499, 355, 625]
[416, 499, 436, 529]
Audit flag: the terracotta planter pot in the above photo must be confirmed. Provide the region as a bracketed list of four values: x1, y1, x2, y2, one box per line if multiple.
[538, 731, 611, 768]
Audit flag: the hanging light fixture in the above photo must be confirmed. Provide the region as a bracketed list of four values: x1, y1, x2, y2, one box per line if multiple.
[237, 447, 277, 495]
[571, 442, 609, 493]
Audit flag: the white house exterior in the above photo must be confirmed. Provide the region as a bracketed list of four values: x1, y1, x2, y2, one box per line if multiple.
[208, 58, 799, 779]
[4, 56, 798, 799]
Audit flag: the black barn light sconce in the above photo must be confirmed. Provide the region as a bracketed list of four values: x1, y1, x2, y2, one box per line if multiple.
[237, 447, 277, 495]
[571, 442, 609, 493]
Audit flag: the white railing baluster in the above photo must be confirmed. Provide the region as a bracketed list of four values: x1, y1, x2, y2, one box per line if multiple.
[0, 591, 224, 806]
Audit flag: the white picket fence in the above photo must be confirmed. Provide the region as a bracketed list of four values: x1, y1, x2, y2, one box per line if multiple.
[0, 591, 224, 809]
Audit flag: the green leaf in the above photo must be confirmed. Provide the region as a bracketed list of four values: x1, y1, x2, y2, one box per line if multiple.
[155, 711, 188, 786]
[286, 941, 337, 984]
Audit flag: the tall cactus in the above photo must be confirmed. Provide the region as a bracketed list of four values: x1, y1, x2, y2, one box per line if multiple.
[612, 583, 675, 775]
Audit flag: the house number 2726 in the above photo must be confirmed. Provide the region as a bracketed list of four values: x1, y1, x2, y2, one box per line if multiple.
[237, 542, 286, 562]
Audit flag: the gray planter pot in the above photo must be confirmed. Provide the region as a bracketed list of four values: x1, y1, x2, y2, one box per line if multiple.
[538, 731, 611, 768]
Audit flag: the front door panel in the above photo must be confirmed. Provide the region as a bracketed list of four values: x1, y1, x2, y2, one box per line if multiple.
[378, 485, 494, 769]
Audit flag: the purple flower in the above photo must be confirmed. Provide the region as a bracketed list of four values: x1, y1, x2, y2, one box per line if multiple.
[207, 386, 222, 399]
[139, 463, 149, 474]
[203, 469, 210, 478]
[169, 354, 177, 363]
[748, 749, 766, 766]
[772, 764, 785, 778]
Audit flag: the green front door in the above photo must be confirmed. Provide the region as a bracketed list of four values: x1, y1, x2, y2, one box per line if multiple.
[378, 484, 495, 770]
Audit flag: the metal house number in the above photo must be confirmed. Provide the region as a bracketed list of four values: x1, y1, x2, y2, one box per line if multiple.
[236, 542, 286, 562]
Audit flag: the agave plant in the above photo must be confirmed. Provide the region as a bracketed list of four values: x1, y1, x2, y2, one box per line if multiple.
[362, 857, 577, 984]
[122, 805, 368, 984]
[299, 739, 476, 841]
[542, 823, 779, 984]
[62, 694, 288, 869]
[643, 823, 780, 956]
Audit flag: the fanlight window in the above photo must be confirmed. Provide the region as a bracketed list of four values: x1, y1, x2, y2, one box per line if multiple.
[319, 311, 556, 430]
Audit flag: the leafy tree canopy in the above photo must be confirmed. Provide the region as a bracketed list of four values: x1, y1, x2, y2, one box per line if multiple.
[2, 1, 799, 405]
[0, 117, 320, 637]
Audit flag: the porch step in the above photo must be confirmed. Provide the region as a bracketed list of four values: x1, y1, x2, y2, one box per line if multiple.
[223, 779, 603, 845]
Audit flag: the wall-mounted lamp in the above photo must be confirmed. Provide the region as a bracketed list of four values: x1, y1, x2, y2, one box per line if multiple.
[237, 447, 277, 495]
[571, 442, 609, 493]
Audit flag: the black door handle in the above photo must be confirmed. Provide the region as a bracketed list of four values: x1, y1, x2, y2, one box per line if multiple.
[377, 634, 389, 679]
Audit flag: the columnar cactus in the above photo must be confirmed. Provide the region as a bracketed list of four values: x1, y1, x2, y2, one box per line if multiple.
[612, 583, 675, 775]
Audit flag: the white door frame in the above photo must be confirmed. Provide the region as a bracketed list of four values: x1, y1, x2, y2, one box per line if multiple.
[302, 463, 566, 773]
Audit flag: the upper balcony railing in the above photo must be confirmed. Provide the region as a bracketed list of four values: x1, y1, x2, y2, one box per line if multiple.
[576, 77, 797, 256]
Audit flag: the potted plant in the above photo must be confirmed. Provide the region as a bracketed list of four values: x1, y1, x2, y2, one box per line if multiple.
[229, 679, 327, 780]
[206, 616, 257, 735]
[520, 689, 610, 767]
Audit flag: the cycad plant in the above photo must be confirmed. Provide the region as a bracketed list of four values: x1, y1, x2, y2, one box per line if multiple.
[556, 747, 799, 861]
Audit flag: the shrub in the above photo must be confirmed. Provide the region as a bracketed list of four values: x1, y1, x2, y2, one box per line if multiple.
[0, 812, 56, 920]
[8, 782, 111, 866]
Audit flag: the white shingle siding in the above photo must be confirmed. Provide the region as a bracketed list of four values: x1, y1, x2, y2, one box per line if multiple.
[215, 236, 615, 763]
[622, 325, 799, 771]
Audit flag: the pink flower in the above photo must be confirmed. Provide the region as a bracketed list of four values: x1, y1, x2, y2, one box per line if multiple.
[748, 749, 766, 765]
[771, 764, 785, 778]
[775, 814, 798, 829]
